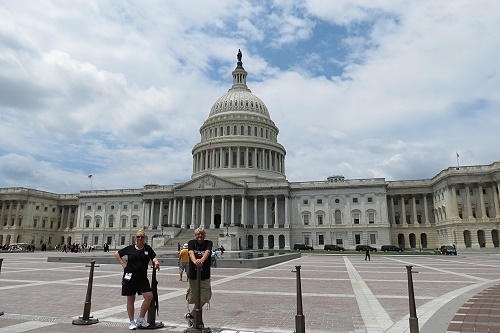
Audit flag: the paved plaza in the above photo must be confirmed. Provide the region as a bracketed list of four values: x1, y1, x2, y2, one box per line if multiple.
[1, 251, 500, 333]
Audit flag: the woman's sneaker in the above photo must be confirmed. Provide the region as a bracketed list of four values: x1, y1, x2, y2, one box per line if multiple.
[136, 317, 149, 328]
[128, 320, 137, 330]
[184, 313, 194, 327]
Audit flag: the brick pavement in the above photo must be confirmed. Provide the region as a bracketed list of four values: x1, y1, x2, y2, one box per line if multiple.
[1, 251, 500, 332]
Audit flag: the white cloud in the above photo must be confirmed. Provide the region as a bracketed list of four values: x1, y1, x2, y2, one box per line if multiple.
[0, 0, 499, 193]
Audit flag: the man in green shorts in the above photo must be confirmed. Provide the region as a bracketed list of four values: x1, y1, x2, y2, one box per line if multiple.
[184, 227, 213, 327]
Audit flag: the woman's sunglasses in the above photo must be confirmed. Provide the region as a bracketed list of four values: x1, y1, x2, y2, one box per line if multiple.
[136, 236, 145, 239]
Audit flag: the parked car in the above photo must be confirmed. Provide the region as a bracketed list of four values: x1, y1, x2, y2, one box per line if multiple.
[324, 244, 345, 251]
[355, 245, 377, 252]
[381, 245, 403, 252]
[293, 243, 314, 251]
[439, 245, 457, 255]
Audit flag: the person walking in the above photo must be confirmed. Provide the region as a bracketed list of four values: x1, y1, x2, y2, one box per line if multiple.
[115, 230, 160, 330]
[178, 243, 189, 282]
[184, 227, 213, 328]
[365, 248, 371, 261]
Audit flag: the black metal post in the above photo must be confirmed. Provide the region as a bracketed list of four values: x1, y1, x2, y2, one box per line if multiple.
[145, 267, 164, 329]
[184, 266, 211, 333]
[406, 265, 419, 333]
[72, 260, 99, 325]
[0, 258, 3, 316]
[293, 265, 305, 333]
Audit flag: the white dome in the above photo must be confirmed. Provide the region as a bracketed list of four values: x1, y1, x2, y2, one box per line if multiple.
[209, 90, 270, 118]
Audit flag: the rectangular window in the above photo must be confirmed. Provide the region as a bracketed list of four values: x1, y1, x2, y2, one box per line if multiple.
[367, 197, 373, 203]
[44, 207, 48, 211]
[394, 200, 399, 205]
[303, 199, 308, 205]
[134, 205, 139, 210]
[303, 215, 309, 225]
[94, 236, 99, 245]
[97, 205, 102, 210]
[355, 234, 361, 245]
[85, 219, 90, 228]
[353, 213, 360, 224]
[369, 233, 376, 244]
[96, 218, 100, 228]
[368, 212, 375, 224]
[404, 199, 408, 205]
[335, 211, 342, 224]
[33, 219, 38, 228]
[106, 236, 112, 245]
[317, 215, 323, 225]
[417, 215, 422, 223]
[121, 236, 126, 246]
[415, 199, 420, 204]
[133, 218, 138, 228]
[336, 238, 343, 245]
[317, 199, 323, 204]
[87, 206, 91, 211]
[456, 189, 460, 195]
[123, 205, 128, 210]
[122, 218, 127, 228]
[353, 198, 358, 203]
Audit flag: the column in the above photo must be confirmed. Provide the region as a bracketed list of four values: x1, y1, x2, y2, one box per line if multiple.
[451, 186, 459, 218]
[423, 195, 429, 224]
[412, 196, 417, 224]
[191, 197, 196, 227]
[168, 199, 172, 226]
[14, 201, 20, 226]
[172, 199, 177, 227]
[245, 147, 249, 168]
[493, 183, 500, 218]
[241, 195, 245, 227]
[274, 195, 278, 227]
[254, 196, 258, 228]
[478, 185, 487, 218]
[159, 199, 163, 228]
[237, 147, 240, 168]
[209, 196, 215, 229]
[182, 197, 187, 228]
[231, 195, 235, 226]
[390, 196, 396, 224]
[264, 196, 268, 228]
[229, 147, 233, 167]
[149, 200, 154, 227]
[201, 197, 206, 228]
[401, 196, 407, 224]
[66, 205, 71, 229]
[221, 196, 225, 227]
[465, 185, 472, 219]
[1, 201, 6, 226]
[284, 195, 289, 227]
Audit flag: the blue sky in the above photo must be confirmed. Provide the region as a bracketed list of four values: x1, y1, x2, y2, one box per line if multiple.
[1, 1, 499, 193]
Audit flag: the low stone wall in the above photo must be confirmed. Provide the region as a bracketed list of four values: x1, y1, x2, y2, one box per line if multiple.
[47, 252, 301, 269]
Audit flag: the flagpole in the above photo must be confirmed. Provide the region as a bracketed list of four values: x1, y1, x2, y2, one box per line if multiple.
[456, 152, 460, 168]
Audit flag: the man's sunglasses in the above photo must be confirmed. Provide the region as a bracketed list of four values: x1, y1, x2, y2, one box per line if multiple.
[136, 236, 145, 239]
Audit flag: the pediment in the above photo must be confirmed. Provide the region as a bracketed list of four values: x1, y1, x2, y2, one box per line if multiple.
[174, 174, 246, 191]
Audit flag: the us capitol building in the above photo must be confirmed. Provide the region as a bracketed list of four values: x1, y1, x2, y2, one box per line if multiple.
[1, 51, 500, 251]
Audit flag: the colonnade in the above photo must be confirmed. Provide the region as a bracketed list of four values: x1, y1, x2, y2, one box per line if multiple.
[193, 146, 285, 174]
[144, 194, 290, 230]
[388, 194, 431, 225]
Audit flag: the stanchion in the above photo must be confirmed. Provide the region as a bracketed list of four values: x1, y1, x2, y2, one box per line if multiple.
[0, 258, 3, 316]
[184, 266, 211, 333]
[142, 266, 164, 329]
[292, 265, 305, 333]
[72, 260, 99, 325]
[406, 265, 419, 333]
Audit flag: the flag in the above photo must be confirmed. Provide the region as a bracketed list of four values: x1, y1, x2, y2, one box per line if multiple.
[88, 175, 93, 179]
[456, 152, 459, 158]
[207, 142, 212, 148]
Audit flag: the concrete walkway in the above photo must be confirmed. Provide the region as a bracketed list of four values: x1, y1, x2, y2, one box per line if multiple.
[0, 251, 500, 332]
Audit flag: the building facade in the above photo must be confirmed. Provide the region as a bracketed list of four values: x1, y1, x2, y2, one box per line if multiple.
[1, 52, 500, 250]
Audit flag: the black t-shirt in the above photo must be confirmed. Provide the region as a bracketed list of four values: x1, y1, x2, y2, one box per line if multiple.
[187, 239, 213, 280]
[118, 244, 156, 278]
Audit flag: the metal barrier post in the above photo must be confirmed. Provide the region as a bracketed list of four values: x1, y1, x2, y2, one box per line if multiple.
[145, 267, 164, 329]
[184, 266, 211, 333]
[72, 260, 99, 325]
[406, 265, 419, 333]
[0, 258, 3, 316]
[292, 265, 305, 333]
